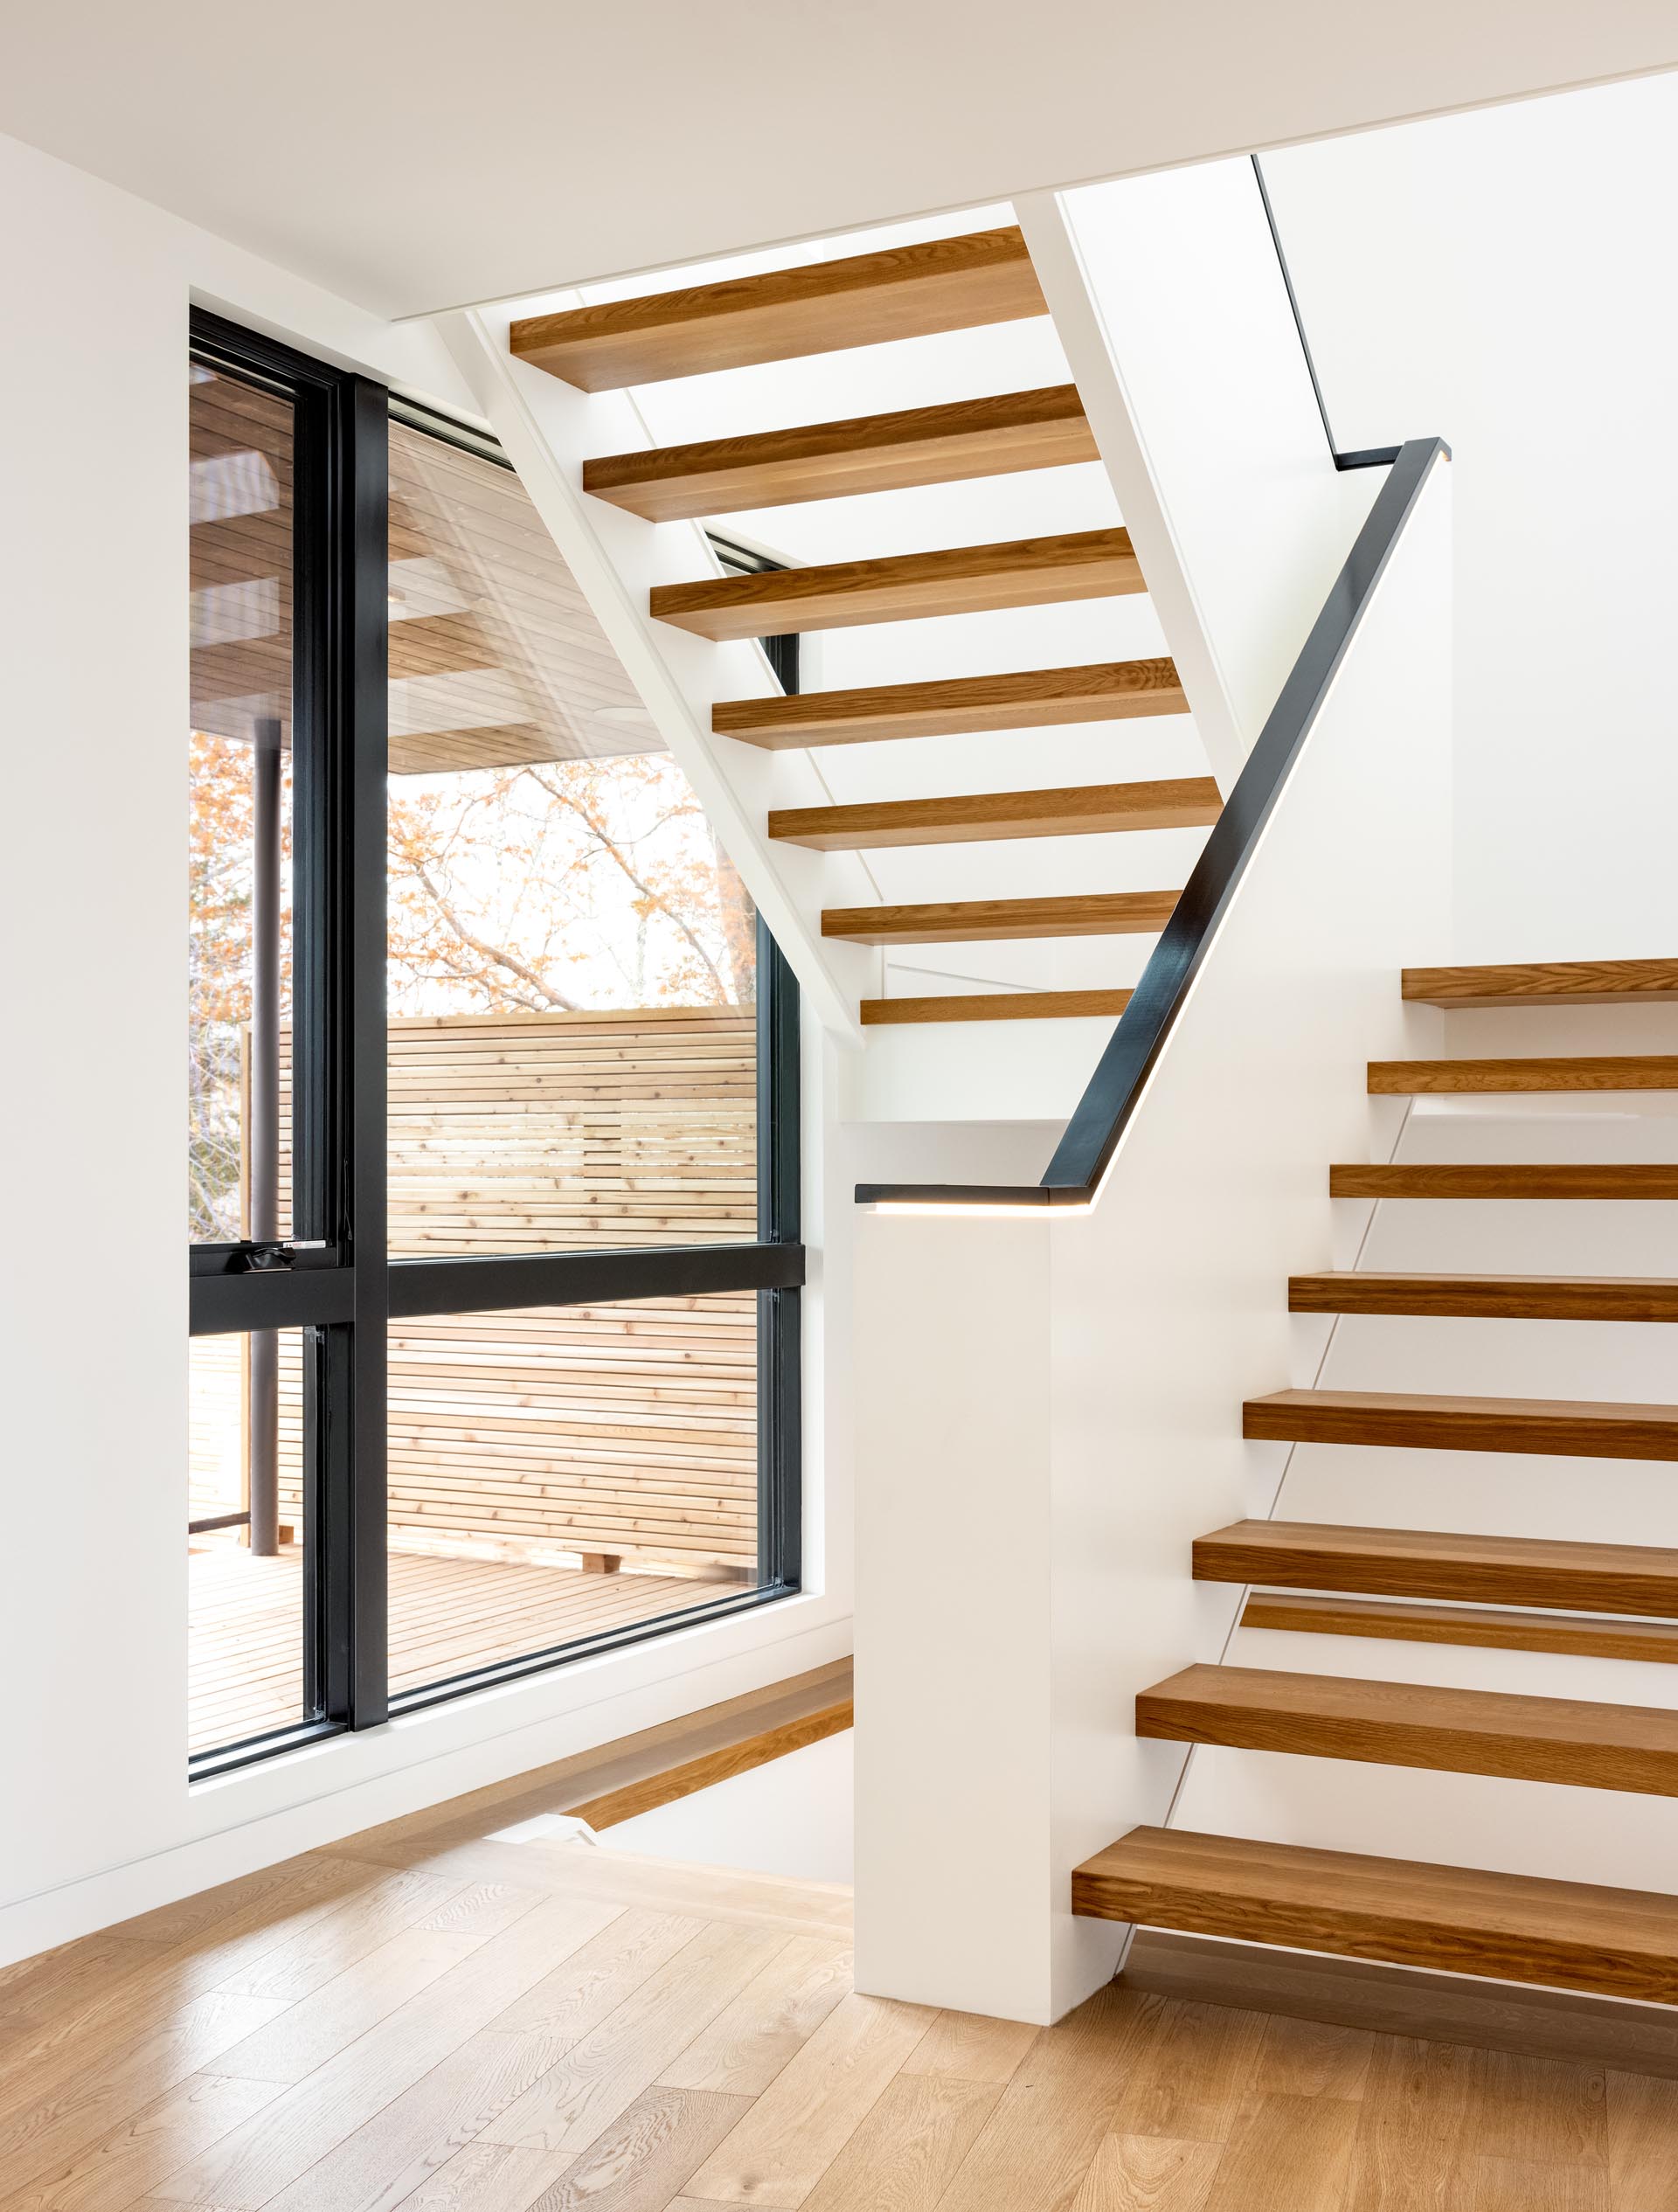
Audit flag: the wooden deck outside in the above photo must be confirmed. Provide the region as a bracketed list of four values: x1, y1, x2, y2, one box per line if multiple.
[190, 1003, 766, 1757]
[187, 1543, 732, 1754]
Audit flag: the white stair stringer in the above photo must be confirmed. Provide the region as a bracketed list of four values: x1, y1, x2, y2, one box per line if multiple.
[439, 302, 872, 1047]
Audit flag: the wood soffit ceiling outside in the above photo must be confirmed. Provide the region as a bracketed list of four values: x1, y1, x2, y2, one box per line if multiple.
[190, 376, 661, 775]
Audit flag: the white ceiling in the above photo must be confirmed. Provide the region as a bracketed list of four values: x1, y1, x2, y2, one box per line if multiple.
[3, 0, 1675, 319]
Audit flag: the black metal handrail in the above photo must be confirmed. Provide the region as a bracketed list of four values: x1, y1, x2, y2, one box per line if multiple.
[856, 434, 1450, 1212]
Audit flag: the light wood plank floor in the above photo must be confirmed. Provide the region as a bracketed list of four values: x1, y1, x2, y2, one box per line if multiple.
[3, 1807, 1674, 2210]
[188, 1545, 734, 1753]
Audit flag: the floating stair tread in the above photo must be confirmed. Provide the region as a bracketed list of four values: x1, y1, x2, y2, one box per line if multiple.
[1239, 1591, 1678, 1666]
[860, 989, 1133, 1027]
[509, 225, 1048, 391]
[1403, 958, 1678, 1007]
[1369, 1056, 1678, 1093]
[1330, 1163, 1678, 1200]
[1288, 1271, 1678, 1321]
[713, 659, 1188, 748]
[769, 777, 1220, 850]
[651, 529, 1144, 640]
[583, 385, 1097, 520]
[1071, 1826, 1678, 2003]
[822, 890, 1180, 945]
[1243, 1388, 1678, 1460]
[1194, 1518, 1678, 1617]
[1136, 1662, 1678, 1794]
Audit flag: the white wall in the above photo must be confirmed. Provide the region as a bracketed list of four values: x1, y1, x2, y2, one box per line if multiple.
[1260, 73, 1678, 957]
[0, 129, 852, 1969]
[853, 460, 1453, 2023]
[1024, 162, 1378, 782]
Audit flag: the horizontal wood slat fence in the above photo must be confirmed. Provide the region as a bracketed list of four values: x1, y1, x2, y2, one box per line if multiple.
[191, 1008, 760, 1578]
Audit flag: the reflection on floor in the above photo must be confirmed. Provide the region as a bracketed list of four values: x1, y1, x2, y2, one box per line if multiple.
[187, 1543, 734, 1754]
[9, 1785, 1674, 2209]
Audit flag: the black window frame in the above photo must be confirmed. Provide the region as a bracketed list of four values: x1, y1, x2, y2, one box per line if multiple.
[187, 321, 803, 1774]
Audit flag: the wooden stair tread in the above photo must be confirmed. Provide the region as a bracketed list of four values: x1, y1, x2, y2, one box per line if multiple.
[509, 226, 1047, 391]
[713, 659, 1188, 748]
[1240, 1591, 1678, 1666]
[860, 989, 1132, 1027]
[1195, 1517, 1678, 1616]
[1330, 1163, 1678, 1200]
[1404, 958, 1678, 1007]
[1288, 1271, 1678, 1321]
[1071, 1826, 1678, 2002]
[1369, 1056, 1678, 1093]
[769, 777, 1220, 850]
[1243, 1388, 1678, 1460]
[583, 385, 1096, 520]
[1136, 1661, 1678, 1794]
[822, 890, 1179, 945]
[651, 529, 1144, 640]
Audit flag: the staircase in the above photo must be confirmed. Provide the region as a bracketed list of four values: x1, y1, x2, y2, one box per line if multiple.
[1074, 956, 1678, 2002]
[506, 223, 1218, 1031]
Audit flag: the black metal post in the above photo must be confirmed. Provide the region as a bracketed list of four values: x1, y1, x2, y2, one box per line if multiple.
[248, 715, 283, 1554]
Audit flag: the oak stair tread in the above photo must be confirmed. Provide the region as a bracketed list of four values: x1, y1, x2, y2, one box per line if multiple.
[860, 988, 1133, 1027]
[712, 658, 1189, 748]
[1071, 1825, 1678, 2003]
[1330, 1163, 1678, 1200]
[1136, 1661, 1678, 1794]
[509, 225, 1048, 391]
[1194, 1517, 1678, 1616]
[1243, 1387, 1678, 1460]
[822, 890, 1180, 945]
[1239, 1591, 1678, 1666]
[768, 777, 1220, 850]
[583, 385, 1097, 520]
[1288, 1271, 1678, 1321]
[1403, 958, 1678, 1007]
[1369, 1055, 1678, 1093]
[651, 528, 1144, 640]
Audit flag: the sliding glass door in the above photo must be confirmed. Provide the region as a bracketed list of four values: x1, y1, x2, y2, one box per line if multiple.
[186, 327, 801, 1769]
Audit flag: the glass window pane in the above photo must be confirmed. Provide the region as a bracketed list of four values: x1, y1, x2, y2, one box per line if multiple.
[189, 364, 295, 1244]
[386, 419, 757, 1258]
[387, 1295, 758, 1698]
[188, 1328, 313, 1754]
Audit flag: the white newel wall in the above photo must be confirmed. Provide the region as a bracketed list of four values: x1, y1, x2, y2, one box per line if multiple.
[854, 459, 1453, 2024]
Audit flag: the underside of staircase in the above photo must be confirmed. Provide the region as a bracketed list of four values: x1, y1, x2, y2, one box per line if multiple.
[509, 221, 1217, 1034]
[509, 230, 1678, 2021]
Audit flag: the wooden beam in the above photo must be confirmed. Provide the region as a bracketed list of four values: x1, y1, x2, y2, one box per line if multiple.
[1243, 1388, 1678, 1460]
[509, 225, 1047, 390]
[1195, 1517, 1678, 1617]
[651, 529, 1144, 640]
[1369, 1056, 1678, 1093]
[1402, 958, 1678, 1007]
[860, 989, 1133, 1026]
[1287, 1271, 1678, 1321]
[1329, 1162, 1678, 1200]
[1136, 1663, 1678, 1793]
[821, 890, 1181, 945]
[584, 385, 1096, 520]
[1092, 1837, 1678, 2010]
[712, 659, 1187, 749]
[1239, 1591, 1678, 1666]
[768, 778, 1220, 850]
